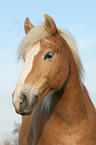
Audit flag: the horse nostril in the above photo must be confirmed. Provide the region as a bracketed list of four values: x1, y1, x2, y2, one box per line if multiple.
[20, 93, 29, 109]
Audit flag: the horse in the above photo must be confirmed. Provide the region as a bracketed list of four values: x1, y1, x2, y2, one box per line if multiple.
[12, 14, 96, 145]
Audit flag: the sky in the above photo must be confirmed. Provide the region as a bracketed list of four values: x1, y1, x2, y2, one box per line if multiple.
[0, 0, 96, 144]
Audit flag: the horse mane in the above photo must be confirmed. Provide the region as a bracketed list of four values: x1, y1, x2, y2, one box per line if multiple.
[58, 28, 84, 80]
[17, 24, 84, 80]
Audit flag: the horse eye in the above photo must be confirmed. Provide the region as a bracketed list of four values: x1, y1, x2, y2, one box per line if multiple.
[44, 52, 54, 60]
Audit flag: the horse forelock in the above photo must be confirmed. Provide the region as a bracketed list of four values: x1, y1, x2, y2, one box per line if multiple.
[17, 25, 49, 61]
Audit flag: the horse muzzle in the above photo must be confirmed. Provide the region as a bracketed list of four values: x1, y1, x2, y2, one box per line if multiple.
[12, 90, 38, 115]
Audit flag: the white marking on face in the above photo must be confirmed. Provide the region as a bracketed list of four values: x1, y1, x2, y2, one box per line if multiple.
[13, 42, 41, 103]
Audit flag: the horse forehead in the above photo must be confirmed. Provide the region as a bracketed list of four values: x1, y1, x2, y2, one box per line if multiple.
[41, 37, 59, 51]
[25, 42, 41, 59]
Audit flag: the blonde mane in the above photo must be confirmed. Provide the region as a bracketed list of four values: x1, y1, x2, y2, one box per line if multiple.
[17, 24, 84, 80]
[58, 28, 84, 79]
[17, 25, 49, 60]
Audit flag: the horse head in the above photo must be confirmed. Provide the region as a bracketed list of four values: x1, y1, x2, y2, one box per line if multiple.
[12, 14, 82, 115]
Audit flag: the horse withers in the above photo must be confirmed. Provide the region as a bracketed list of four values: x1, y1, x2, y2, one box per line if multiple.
[12, 14, 96, 145]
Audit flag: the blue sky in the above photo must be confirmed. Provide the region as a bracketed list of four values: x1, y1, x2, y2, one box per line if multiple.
[0, 0, 96, 143]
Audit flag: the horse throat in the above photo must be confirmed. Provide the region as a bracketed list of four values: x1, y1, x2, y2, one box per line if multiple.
[53, 56, 86, 127]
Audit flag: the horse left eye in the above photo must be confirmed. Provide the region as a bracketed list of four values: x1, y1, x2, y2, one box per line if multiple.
[44, 52, 54, 60]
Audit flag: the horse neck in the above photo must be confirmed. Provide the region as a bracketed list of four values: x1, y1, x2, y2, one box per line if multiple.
[53, 53, 87, 126]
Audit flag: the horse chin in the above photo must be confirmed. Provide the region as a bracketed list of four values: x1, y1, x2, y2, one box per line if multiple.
[16, 109, 33, 115]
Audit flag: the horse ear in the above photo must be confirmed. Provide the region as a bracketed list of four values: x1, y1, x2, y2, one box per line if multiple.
[44, 14, 57, 35]
[24, 17, 33, 34]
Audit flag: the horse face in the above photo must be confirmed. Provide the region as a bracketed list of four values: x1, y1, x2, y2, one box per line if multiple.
[12, 15, 69, 115]
[13, 36, 69, 115]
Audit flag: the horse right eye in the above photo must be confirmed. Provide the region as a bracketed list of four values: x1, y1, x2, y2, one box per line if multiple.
[44, 52, 54, 60]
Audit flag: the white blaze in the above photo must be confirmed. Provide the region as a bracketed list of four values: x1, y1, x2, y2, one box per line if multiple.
[13, 42, 41, 104]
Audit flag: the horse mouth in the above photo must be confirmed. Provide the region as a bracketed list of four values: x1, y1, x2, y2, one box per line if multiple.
[16, 95, 38, 115]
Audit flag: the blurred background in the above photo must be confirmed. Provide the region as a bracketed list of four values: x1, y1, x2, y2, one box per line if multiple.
[0, 0, 96, 144]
